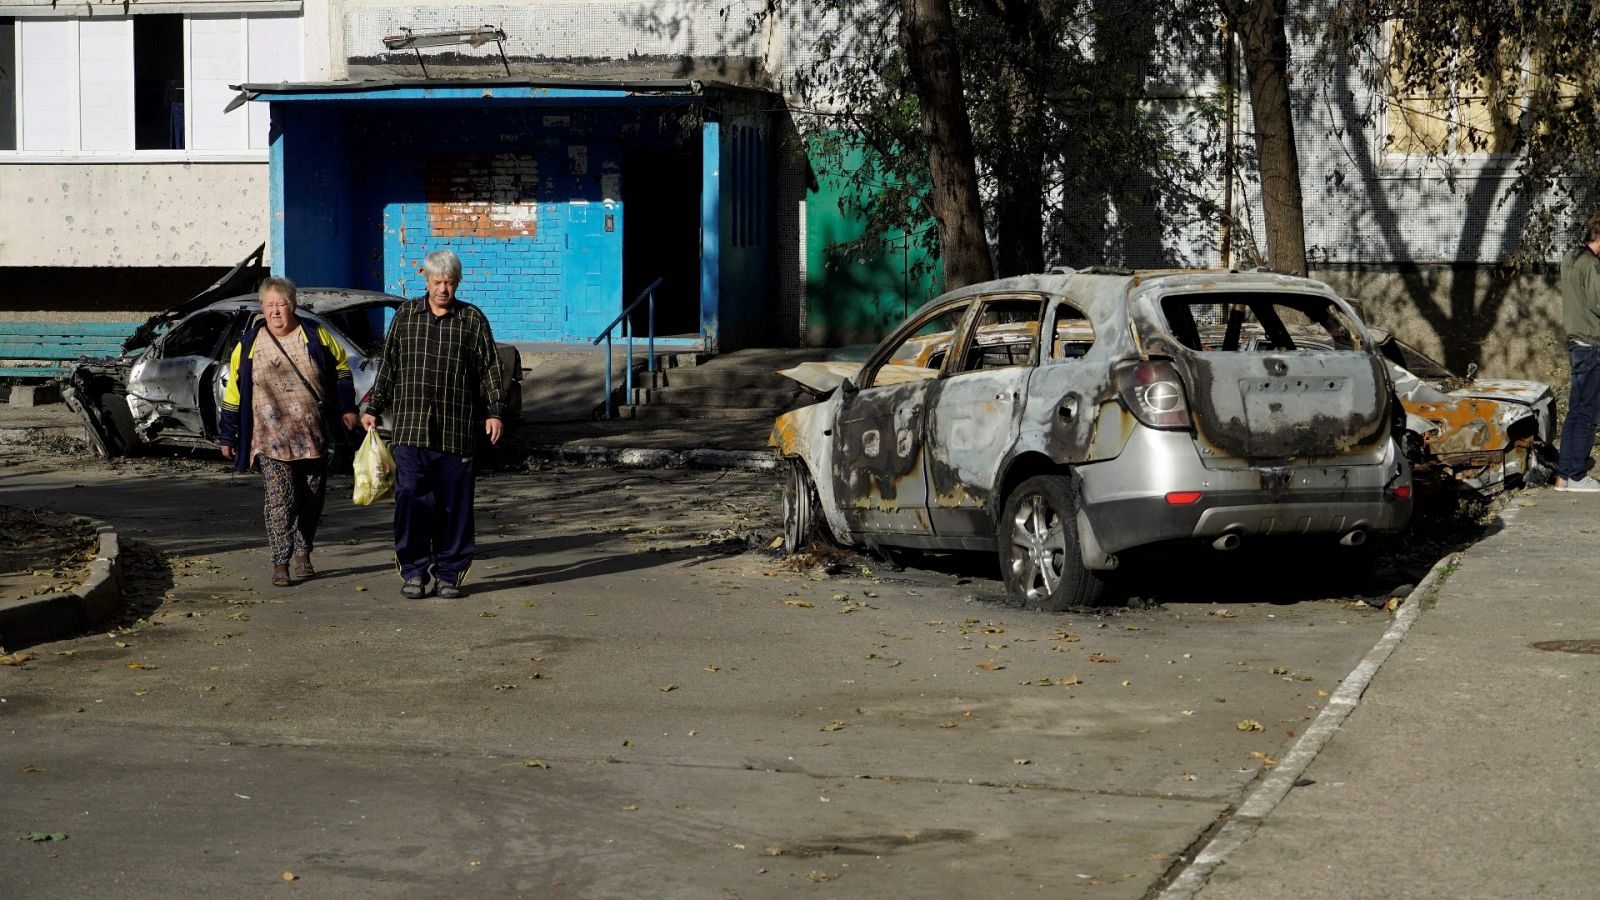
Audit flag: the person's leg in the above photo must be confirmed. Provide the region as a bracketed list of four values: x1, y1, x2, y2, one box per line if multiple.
[392, 444, 437, 583]
[260, 457, 294, 584]
[290, 458, 328, 575]
[1557, 344, 1600, 481]
[431, 453, 478, 588]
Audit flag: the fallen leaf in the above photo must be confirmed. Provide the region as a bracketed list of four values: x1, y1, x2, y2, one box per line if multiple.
[21, 765, 45, 774]
[807, 871, 837, 883]
[281, 871, 297, 882]
[1053, 632, 1080, 642]
[478, 611, 498, 618]
[820, 720, 847, 732]
[832, 594, 849, 601]
[1060, 675, 1082, 686]
[659, 684, 678, 692]
[704, 664, 720, 672]
[1180, 772, 1197, 782]
[1013, 758, 1031, 765]
[768, 536, 784, 550]
[937, 720, 958, 729]
[354, 585, 368, 592]
[765, 847, 783, 857]
[1250, 750, 1278, 766]
[981, 626, 1004, 634]
[1270, 666, 1290, 675]
[976, 660, 1005, 671]
[1088, 653, 1118, 664]
[522, 758, 550, 768]
[1237, 719, 1264, 732]
[623, 804, 639, 811]
[126, 661, 157, 670]
[1181, 709, 1195, 716]
[20, 832, 68, 843]
[1120, 680, 1131, 687]
[0, 653, 34, 666]
[1214, 609, 1237, 618]
[783, 600, 814, 609]
[1384, 597, 1401, 612]
[494, 683, 516, 691]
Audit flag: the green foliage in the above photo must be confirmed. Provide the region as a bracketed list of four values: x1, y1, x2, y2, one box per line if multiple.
[750, 0, 1227, 275]
[1319, 0, 1600, 265]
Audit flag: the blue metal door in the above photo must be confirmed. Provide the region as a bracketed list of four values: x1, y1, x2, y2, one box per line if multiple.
[562, 149, 623, 342]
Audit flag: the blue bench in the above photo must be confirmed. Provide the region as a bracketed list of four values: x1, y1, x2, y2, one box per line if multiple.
[0, 321, 139, 379]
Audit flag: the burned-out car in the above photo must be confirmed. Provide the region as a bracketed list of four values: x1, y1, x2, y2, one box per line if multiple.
[1223, 324, 1555, 494]
[1372, 330, 1553, 494]
[64, 254, 522, 457]
[771, 269, 1414, 609]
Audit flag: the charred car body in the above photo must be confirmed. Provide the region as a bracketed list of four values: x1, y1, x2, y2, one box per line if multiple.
[65, 252, 522, 457]
[1222, 324, 1556, 494]
[772, 269, 1414, 609]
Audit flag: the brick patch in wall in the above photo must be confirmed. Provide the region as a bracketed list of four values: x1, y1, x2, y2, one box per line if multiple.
[424, 154, 541, 239]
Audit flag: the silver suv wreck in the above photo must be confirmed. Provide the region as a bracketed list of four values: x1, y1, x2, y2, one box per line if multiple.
[771, 268, 1414, 609]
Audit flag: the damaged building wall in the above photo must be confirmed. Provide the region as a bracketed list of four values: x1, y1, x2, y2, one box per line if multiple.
[0, 163, 268, 269]
[0, 0, 332, 312]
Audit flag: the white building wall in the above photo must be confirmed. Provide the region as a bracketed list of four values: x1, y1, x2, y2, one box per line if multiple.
[0, 0, 327, 269]
[0, 162, 267, 267]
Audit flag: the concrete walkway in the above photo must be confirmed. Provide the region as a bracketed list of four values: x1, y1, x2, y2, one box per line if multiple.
[1183, 489, 1600, 898]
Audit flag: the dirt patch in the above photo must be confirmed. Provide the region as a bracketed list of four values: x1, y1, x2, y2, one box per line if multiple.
[0, 506, 97, 605]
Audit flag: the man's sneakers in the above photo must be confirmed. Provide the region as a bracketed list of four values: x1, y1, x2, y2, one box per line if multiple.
[401, 577, 430, 599]
[1554, 475, 1600, 493]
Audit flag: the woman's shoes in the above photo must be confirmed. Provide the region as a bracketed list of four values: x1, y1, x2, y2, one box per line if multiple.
[271, 564, 291, 587]
[291, 554, 315, 580]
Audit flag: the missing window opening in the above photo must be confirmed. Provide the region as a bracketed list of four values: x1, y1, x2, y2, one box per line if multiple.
[134, 15, 183, 151]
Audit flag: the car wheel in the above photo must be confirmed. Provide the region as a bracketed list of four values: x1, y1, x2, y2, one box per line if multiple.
[998, 474, 1109, 610]
[782, 458, 824, 554]
[100, 392, 142, 457]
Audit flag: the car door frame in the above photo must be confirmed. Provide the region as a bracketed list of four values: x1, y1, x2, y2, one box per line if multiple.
[830, 297, 977, 539]
[129, 306, 248, 440]
[924, 292, 1049, 541]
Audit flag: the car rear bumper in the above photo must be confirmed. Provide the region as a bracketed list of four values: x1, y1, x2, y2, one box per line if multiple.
[1078, 428, 1411, 556]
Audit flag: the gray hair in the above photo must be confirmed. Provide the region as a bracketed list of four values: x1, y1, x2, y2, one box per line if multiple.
[422, 250, 463, 282]
[259, 276, 297, 307]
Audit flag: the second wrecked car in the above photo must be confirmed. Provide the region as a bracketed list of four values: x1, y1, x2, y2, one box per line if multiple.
[772, 268, 1415, 609]
[64, 249, 522, 457]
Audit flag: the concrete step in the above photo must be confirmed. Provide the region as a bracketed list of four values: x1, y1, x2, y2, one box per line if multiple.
[632, 386, 799, 409]
[616, 405, 784, 421]
[657, 366, 798, 391]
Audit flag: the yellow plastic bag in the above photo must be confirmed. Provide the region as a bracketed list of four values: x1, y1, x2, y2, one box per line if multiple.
[352, 429, 395, 506]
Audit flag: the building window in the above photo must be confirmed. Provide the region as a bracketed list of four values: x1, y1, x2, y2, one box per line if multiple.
[0, 12, 300, 157]
[134, 15, 184, 151]
[0, 18, 15, 151]
[1384, 21, 1567, 158]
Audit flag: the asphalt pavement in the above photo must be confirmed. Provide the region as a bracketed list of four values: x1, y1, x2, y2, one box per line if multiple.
[3, 390, 1598, 897]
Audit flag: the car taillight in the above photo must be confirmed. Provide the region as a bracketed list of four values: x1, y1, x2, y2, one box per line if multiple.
[1115, 360, 1192, 430]
[1390, 485, 1412, 500]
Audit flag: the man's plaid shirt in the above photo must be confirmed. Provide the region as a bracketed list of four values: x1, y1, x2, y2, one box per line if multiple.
[365, 299, 505, 456]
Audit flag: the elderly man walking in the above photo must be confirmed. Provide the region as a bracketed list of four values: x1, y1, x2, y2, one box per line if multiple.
[361, 250, 507, 597]
[1556, 214, 1600, 493]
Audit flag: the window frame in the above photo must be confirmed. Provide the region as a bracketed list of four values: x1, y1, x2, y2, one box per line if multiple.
[0, 11, 299, 163]
[1380, 18, 1536, 167]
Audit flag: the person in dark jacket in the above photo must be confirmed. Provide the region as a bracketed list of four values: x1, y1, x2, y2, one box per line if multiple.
[219, 278, 359, 586]
[1556, 213, 1600, 493]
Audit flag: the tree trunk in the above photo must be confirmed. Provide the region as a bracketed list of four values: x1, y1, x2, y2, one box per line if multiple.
[1220, 0, 1307, 276]
[900, 0, 995, 289]
[987, 1, 1053, 277]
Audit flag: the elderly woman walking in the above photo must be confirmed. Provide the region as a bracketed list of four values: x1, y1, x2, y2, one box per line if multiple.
[219, 278, 359, 586]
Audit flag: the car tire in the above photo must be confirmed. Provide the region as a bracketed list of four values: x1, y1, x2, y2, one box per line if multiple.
[782, 458, 824, 554]
[998, 474, 1109, 610]
[100, 392, 142, 457]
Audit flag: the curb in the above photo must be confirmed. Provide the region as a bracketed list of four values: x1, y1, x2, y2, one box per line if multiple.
[1156, 535, 1474, 899]
[524, 444, 778, 471]
[0, 511, 124, 651]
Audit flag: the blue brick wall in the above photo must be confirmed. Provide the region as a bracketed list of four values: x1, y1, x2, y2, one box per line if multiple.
[283, 104, 680, 342]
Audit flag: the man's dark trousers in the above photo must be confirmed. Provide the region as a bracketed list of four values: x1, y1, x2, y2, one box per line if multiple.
[393, 444, 476, 586]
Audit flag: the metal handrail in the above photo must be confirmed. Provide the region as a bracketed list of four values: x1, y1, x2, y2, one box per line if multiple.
[591, 277, 663, 419]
